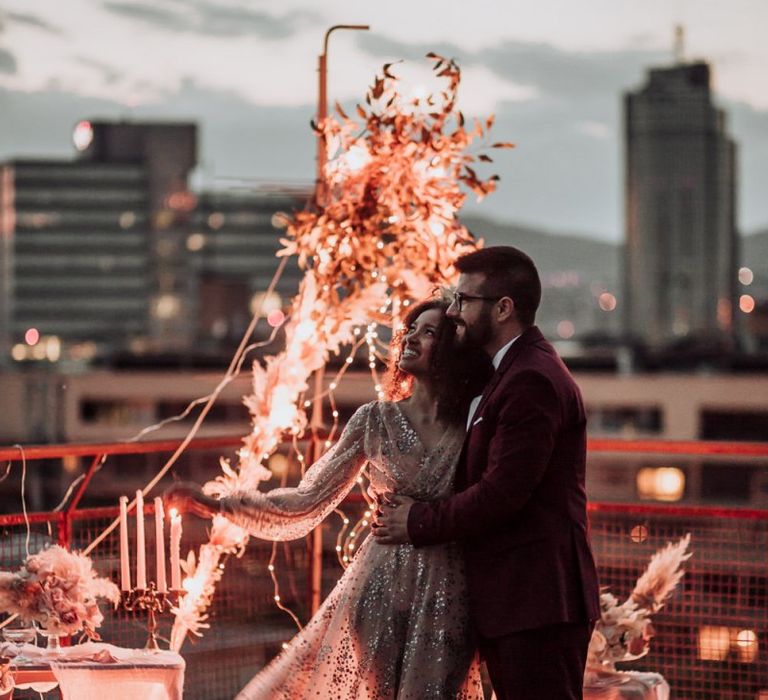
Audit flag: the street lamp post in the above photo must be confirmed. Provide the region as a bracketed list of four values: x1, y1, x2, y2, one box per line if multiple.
[315, 24, 370, 208]
[309, 24, 369, 616]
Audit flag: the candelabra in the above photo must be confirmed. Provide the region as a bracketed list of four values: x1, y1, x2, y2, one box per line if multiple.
[121, 583, 185, 651]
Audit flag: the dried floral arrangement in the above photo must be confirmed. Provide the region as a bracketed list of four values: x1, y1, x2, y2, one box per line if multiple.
[587, 533, 692, 673]
[169, 54, 511, 649]
[0, 545, 120, 640]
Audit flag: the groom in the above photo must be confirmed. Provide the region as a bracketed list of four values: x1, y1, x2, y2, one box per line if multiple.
[373, 246, 600, 699]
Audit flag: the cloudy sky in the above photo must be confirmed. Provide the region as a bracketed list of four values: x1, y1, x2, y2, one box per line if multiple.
[1, 0, 767, 240]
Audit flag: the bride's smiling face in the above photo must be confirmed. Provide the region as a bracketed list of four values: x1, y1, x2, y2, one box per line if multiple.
[397, 308, 443, 377]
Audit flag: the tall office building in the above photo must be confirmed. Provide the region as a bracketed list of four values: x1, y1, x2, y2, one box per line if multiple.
[186, 188, 307, 348]
[0, 121, 197, 360]
[0, 120, 309, 364]
[624, 60, 738, 351]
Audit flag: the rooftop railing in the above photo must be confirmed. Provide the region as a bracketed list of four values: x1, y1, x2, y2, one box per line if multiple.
[1, 436, 766, 699]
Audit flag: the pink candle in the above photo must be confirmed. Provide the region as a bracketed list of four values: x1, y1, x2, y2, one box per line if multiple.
[170, 510, 182, 590]
[135, 490, 147, 589]
[119, 496, 131, 591]
[154, 497, 167, 593]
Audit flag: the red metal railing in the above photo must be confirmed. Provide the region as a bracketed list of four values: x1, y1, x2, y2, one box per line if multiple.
[1, 436, 766, 700]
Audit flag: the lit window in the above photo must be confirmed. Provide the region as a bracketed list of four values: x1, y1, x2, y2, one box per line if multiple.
[699, 626, 730, 661]
[735, 629, 758, 663]
[62, 455, 80, 475]
[636, 467, 685, 501]
[119, 211, 136, 229]
[186, 233, 206, 251]
[699, 626, 759, 663]
[207, 212, 225, 229]
[154, 294, 181, 320]
[45, 336, 61, 362]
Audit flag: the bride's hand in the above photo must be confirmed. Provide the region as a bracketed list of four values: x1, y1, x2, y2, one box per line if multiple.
[163, 482, 219, 519]
[371, 494, 414, 544]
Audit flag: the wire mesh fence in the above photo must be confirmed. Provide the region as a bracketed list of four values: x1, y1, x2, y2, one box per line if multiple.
[0, 436, 766, 699]
[2, 502, 766, 699]
[589, 503, 768, 700]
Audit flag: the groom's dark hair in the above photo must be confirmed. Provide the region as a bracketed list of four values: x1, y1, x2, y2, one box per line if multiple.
[456, 245, 541, 326]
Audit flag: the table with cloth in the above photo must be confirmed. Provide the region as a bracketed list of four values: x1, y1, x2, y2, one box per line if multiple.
[1, 641, 184, 700]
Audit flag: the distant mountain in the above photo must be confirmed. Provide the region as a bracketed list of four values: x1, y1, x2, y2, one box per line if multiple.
[461, 216, 768, 281]
[460, 215, 620, 282]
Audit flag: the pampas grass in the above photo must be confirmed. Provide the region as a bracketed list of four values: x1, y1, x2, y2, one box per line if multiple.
[588, 533, 692, 669]
[631, 533, 692, 612]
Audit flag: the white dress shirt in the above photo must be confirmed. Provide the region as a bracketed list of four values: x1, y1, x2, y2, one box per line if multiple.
[466, 334, 521, 429]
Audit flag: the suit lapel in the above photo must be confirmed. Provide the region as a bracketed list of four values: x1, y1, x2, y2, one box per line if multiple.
[471, 326, 544, 419]
[456, 326, 546, 491]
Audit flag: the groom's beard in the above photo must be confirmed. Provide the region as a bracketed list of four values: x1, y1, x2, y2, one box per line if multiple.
[455, 307, 494, 354]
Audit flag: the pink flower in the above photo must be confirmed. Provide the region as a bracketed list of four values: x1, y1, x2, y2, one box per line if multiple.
[60, 608, 78, 625]
[0, 545, 119, 635]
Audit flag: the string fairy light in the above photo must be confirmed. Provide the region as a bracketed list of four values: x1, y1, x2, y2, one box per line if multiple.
[263, 455, 304, 631]
[87, 53, 508, 648]
[82, 255, 291, 556]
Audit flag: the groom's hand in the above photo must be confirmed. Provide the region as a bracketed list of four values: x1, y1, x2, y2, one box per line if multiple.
[371, 494, 414, 544]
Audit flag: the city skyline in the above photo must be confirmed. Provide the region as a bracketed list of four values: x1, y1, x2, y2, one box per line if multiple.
[1, 1, 767, 241]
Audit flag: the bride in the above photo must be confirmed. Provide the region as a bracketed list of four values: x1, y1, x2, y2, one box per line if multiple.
[166, 298, 492, 699]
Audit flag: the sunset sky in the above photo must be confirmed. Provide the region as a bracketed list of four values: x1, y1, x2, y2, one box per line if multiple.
[1, 0, 766, 240]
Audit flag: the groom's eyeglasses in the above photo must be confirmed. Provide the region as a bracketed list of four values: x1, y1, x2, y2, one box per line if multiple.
[451, 291, 503, 312]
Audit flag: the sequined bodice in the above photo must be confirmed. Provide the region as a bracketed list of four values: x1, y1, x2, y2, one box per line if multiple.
[366, 402, 464, 502]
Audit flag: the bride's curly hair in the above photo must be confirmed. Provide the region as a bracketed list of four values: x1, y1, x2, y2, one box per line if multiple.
[383, 297, 493, 425]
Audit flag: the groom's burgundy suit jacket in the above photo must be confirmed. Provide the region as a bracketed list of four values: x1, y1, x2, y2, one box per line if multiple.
[407, 326, 600, 638]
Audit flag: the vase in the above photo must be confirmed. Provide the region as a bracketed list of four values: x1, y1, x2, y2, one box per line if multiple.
[36, 628, 63, 653]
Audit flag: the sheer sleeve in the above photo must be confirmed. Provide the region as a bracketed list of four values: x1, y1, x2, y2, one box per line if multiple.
[218, 403, 373, 541]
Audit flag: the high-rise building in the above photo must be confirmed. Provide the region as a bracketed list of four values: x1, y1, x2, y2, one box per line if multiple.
[623, 60, 738, 352]
[0, 120, 309, 365]
[187, 188, 307, 348]
[0, 121, 197, 361]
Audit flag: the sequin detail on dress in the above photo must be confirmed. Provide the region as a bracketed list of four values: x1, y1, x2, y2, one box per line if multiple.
[220, 401, 484, 700]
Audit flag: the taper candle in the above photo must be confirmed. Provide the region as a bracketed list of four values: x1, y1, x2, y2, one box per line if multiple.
[119, 496, 131, 591]
[135, 489, 147, 589]
[170, 509, 182, 590]
[154, 497, 167, 593]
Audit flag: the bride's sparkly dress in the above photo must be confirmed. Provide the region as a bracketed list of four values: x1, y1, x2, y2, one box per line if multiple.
[220, 401, 484, 699]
